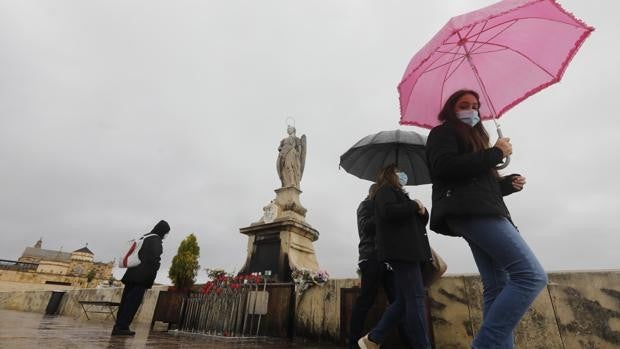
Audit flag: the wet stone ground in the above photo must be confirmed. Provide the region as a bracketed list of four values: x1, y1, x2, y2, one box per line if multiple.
[0, 309, 340, 349]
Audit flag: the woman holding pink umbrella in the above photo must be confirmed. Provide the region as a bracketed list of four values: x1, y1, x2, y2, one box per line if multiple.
[426, 89, 547, 348]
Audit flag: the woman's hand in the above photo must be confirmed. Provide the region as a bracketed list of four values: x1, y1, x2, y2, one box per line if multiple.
[512, 175, 526, 191]
[494, 137, 513, 157]
[413, 199, 427, 215]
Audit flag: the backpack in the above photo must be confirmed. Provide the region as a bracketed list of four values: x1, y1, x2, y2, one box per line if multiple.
[118, 234, 157, 268]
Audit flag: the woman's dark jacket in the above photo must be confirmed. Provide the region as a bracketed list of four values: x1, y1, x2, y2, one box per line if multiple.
[374, 185, 431, 263]
[357, 198, 377, 262]
[426, 122, 520, 236]
[122, 220, 169, 289]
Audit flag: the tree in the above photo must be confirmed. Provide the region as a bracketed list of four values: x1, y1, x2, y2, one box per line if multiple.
[86, 269, 97, 283]
[168, 233, 200, 291]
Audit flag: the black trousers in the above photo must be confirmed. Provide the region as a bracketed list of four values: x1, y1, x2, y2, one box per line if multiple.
[349, 259, 412, 349]
[114, 284, 147, 330]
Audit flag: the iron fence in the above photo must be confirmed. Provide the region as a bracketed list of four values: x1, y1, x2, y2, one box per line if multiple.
[178, 280, 269, 337]
[0, 259, 38, 272]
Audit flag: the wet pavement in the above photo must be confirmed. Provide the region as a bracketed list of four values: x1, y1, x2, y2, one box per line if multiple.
[0, 309, 341, 349]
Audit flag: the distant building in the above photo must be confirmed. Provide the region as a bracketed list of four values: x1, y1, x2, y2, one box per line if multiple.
[0, 239, 114, 288]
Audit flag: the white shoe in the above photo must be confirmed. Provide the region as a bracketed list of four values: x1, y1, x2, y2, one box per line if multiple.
[358, 334, 380, 349]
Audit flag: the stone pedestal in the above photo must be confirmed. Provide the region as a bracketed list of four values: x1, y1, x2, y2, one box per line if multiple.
[273, 187, 306, 221]
[239, 218, 319, 282]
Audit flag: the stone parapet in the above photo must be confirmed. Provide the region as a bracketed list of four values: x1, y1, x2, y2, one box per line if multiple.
[1, 271, 618, 348]
[295, 270, 620, 348]
[0, 285, 167, 324]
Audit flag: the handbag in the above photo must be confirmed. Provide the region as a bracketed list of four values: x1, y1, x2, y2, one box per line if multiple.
[422, 247, 447, 287]
[118, 234, 157, 268]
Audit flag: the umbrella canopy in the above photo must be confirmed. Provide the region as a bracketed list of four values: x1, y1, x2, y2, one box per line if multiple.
[398, 0, 594, 129]
[339, 130, 431, 186]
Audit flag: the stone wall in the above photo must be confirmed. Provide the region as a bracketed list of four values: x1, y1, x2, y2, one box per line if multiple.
[1, 271, 618, 348]
[294, 278, 358, 341]
[295, 271, 620, 348]
[0, 281, 75, 292]
[0, 268, 108, 289]
[0, 286, 167, 324]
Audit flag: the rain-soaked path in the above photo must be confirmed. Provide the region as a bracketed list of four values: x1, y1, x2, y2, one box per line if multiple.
[0, 309, 341, 349]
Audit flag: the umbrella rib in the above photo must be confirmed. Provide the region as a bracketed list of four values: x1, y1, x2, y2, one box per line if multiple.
[442, 45, 465, 81]
[442, 45, 465, 80]
[462, 21, 478, 42]
[443, 55, 469, 82]
[436, 50, 465, 55]
[459, 28, 500, 118]
[467, 58, 499, 118]
[470, 47, 509, 55]
[366, 131, 385, 145]
[422, 54, 466, 75]
[466, 41, 556, 78]
[421, 44, 462, 73]
[471, 19, 516, 53]
[440, 45, 465, 111]
[470, 20, 488, 52]
[444, 16, 585, 46]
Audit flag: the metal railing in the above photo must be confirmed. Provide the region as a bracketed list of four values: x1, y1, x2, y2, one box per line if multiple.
[0, 259, 38, 272]
[178, 280, 268, 337]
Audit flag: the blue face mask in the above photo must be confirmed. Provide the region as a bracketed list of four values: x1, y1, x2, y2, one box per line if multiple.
[456, 109, 480, 127]
[397, 171, 408, 186]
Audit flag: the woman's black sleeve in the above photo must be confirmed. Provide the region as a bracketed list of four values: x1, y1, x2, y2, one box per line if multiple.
[426, 126, 504, 180]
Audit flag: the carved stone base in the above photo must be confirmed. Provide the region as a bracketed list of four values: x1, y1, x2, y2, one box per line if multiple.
[239, 219, 319, 282]
[253, 187, 307, 225]
[274, 187, 306, 218]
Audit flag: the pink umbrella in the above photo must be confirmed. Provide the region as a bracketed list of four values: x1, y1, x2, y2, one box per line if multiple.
[398, 0, 594, 131]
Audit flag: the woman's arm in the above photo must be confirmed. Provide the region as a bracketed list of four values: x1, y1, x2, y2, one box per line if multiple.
[419, 208, 429, 226]
[376, 187, 417, 221]
[499, 174, 524, 196]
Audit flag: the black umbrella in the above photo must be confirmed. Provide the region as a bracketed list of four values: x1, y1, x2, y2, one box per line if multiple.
[339, 129, 430, 186]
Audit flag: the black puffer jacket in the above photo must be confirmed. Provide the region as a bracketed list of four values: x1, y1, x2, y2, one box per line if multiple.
[122, 220, 170, 289]
[426, 122, 520, 236]
[374, 185, 431, 263]
[357, 198, 377, 262]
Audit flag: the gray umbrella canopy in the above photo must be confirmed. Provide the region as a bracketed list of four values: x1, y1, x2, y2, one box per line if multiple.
[339, 129, 431, 186]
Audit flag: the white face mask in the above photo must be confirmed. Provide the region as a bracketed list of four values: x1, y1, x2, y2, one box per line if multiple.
[456, 109, 480, 127]
[397, 171, 408, 186]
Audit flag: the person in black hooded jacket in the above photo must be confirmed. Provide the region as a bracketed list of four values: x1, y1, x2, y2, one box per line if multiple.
[112, 220, 170, 336]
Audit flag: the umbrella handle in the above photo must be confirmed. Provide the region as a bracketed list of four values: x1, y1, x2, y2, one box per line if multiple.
[496, 127, 510, 169]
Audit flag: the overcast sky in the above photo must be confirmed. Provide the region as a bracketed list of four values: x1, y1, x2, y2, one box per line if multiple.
[1, 1, 617, 285]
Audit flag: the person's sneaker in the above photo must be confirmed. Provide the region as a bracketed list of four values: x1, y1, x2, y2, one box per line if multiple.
[111, 327, 136, 336]
[358, 334, 380, 349]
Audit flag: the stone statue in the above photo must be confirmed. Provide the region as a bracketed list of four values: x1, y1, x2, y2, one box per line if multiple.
[277, 126, 306, 189]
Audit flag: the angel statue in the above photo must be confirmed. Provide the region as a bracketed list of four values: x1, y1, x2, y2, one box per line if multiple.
[277, 125, 306, 189]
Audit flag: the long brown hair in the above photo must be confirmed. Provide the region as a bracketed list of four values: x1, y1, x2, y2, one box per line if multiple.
[370, 164, 401, 199]
[439, 89, 499, 177]
[438, 89, 490, 152]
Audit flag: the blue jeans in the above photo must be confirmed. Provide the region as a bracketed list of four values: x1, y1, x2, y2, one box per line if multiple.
[369, 261, 430, 349]
[349, 260, 412, 349]
[447, 216, 548, 349]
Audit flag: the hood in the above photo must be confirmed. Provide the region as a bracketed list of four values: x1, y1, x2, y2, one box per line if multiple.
[148, 220, 170, 238]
